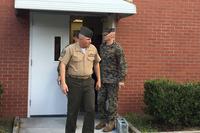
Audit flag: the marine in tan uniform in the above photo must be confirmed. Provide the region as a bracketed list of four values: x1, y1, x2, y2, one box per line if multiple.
[59, 26, 101, 133]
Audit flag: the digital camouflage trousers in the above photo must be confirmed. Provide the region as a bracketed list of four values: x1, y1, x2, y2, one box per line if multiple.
[97, 83, 119, 121]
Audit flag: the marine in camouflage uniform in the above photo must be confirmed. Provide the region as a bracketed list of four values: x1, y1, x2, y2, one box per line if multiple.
[96, 28, 127, 132]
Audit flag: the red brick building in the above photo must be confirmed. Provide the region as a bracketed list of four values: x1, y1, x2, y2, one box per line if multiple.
[0, 0, 200, 117]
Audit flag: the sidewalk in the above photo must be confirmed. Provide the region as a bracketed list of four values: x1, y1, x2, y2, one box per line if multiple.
[18, 116, 116, 133]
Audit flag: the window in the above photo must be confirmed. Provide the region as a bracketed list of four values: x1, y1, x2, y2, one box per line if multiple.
[54, 36, 61, 61]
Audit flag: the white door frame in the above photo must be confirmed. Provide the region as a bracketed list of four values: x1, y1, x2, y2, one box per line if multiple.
[28, 11, 35, 117]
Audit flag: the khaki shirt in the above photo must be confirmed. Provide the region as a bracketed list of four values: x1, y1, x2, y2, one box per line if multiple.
[59, 42, 101, 76]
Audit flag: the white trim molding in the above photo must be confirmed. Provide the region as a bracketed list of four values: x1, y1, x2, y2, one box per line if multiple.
[15, 0, 136, 16]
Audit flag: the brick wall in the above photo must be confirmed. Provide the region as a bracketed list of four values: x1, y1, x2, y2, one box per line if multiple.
[0, 0, 29, 117]
[0, 0, 200, 117]
[116, 0, 200, 114]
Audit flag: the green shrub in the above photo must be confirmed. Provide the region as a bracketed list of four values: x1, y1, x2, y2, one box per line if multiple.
[144, 79, 200, 127]
[0, 117, 14, 133]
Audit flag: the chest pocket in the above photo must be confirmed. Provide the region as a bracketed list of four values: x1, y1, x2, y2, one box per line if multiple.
[72, 52, 83, 62]
[87, 53, 95, 62]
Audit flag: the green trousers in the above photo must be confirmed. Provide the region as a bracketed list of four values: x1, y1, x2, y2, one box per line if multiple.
[65, 76, 95, 133]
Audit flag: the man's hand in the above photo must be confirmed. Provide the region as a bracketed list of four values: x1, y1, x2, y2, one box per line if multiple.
[60, 82, 69, 95]
[118, 82, 125, 89]
[57, 76, 61, 85]
[95, 80, 101, 91]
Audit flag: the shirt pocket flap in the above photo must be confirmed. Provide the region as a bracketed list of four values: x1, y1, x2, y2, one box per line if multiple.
[72, 54, 83, 62]
[87, 56, 95, 62]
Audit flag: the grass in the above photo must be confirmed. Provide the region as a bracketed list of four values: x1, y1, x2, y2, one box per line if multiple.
[125, 113, 200, 133]
[125, 113, 157, 133]
[0, 117, 14, 133]
[0, 84, 13, 133]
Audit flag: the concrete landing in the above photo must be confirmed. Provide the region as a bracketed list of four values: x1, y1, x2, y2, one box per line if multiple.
[19, 116, 116, 133]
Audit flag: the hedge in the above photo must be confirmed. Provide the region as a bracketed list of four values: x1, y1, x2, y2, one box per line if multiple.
[144, 79, 200, 127]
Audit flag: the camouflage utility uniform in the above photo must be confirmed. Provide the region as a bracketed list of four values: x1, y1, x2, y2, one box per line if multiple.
[98, 42, 127, 122]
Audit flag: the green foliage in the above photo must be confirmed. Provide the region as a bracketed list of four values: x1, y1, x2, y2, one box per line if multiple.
[0, 118, 14, 133]
[144, 79, 200, 127]
[125, 113, 157, 132]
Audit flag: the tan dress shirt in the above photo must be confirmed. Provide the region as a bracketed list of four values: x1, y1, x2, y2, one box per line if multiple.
[59, 42, 101, 76]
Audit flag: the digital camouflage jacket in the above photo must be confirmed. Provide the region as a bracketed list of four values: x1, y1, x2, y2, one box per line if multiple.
[100, 42, 127, 83]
